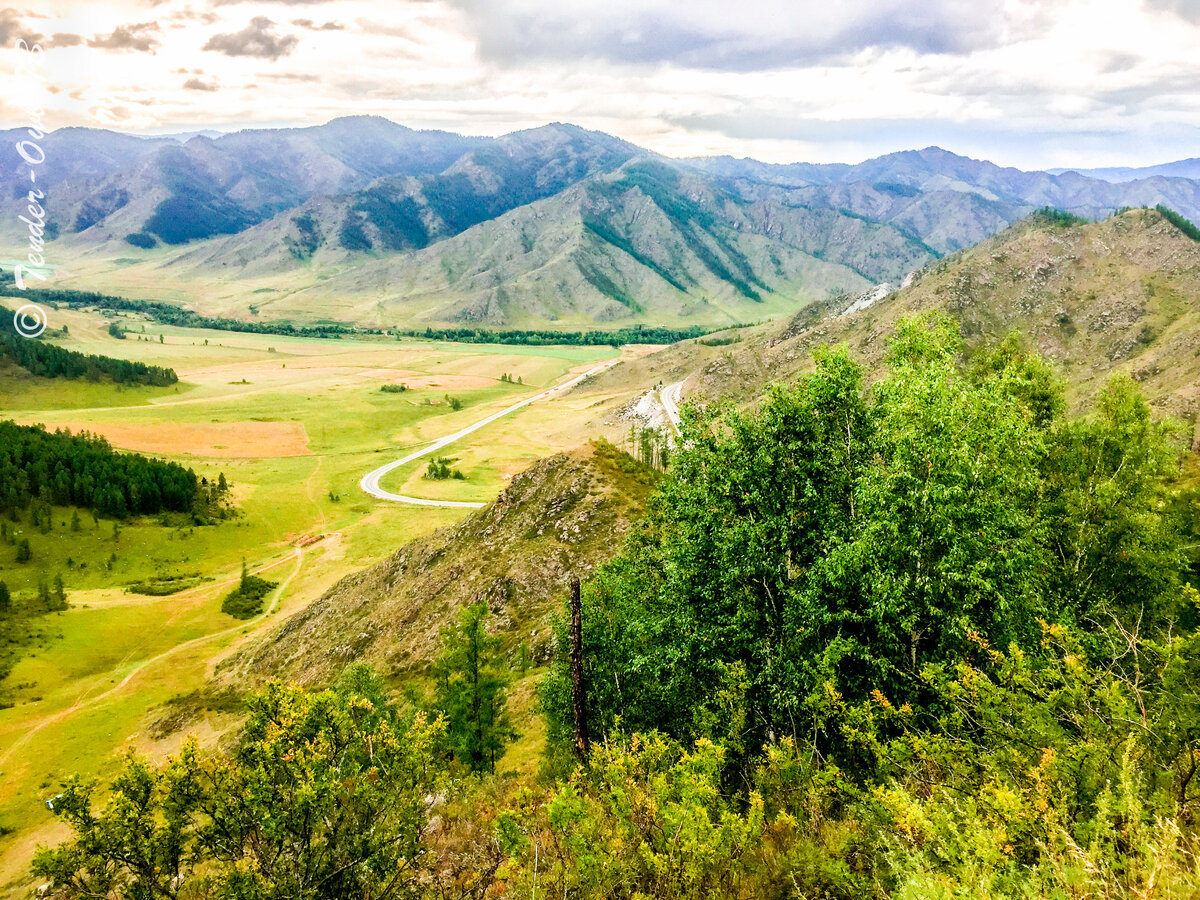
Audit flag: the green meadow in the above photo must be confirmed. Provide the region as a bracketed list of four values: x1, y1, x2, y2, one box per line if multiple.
[0, 300, 632, 891]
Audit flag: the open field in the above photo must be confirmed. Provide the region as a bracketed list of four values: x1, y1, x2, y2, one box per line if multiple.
[0, 301, 656, 894]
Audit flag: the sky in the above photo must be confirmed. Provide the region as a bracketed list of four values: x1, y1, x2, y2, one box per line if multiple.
[0, 0, 1198, 170]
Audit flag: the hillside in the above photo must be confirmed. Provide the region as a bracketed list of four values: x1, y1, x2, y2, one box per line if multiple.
[219, 441, 655, 687]
[6, 117, 481, 247]
[596, 208, 1200, 423]
[167, 157, 933, 327]
[21, 119, 1200, 331]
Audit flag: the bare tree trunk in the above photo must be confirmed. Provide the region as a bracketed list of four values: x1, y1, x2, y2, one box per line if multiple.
[570, 576, 590, 763]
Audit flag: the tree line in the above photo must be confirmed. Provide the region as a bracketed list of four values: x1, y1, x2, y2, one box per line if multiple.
[0, 421, 197, 517]
[8, 287, 362, 339]
[400, 324, 729, 347]
[0, 316, 177, 386]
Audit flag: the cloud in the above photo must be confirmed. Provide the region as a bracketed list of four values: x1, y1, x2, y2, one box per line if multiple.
[445, 0, 1058, 72]
[212, 0, 336, 5]
[1145, 0, 1200, 23]
[50, 33, 83, 48]
[0, 8, 44, 46]
[184, 77, 219, 91]
[87, 22, 161, 53]
[203, 17, 299, 59]
[292, 18, 343, 30]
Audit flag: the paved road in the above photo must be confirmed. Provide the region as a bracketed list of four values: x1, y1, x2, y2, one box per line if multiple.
[360, 359, 621, 508]
[659, 381, 684, 434]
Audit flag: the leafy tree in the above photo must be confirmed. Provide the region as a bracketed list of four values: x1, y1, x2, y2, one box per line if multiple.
[431, 602, 516, 773]
[543, 316, 1190, 763]
[1041, 374, 1185, 627]
[34, 668, 444, 900]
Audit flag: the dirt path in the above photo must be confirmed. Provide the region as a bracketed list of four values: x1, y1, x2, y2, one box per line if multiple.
[0, 544, 316, 769]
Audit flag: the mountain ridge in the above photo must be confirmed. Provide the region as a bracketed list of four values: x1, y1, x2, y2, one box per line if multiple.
[8, 118, 1200, 331]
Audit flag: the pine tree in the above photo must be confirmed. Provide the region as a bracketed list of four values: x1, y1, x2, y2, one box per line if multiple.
[0, 580, 9, 612]
[430, 601, 517, 773]
[70, 509, 81, 532]
[52, 572, 66, 608]
[15, 537, 31, 563]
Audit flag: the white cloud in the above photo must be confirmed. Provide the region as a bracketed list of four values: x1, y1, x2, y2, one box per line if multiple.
[0, 0, 1195, 169]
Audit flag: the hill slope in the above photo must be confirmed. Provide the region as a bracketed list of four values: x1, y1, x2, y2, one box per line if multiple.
[220, 442, 655, 687]
[174, 157, 934, 327]
[598, 208, 1200, 423]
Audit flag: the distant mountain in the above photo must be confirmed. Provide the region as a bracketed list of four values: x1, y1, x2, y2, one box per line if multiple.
[168, 156, 935, 326]
[1050, 159, 1200, 183]
[20, 116, 482, 245]
[11, 119, 1200, 330]
[687, 147, 1200, 250]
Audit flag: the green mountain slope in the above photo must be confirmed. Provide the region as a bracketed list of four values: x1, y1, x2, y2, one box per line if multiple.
[135, 157, 935, 328]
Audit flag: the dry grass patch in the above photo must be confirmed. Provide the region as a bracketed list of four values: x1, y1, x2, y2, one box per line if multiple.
[50, 420, 311, 458]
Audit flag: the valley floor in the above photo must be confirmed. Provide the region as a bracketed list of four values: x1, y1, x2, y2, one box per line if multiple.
[0, 300, 657, 895]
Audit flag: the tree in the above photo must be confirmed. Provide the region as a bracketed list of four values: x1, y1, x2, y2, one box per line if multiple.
[33, 667, 444, 900]
[431, 602, 516, 773]
[541, 316, 1190, 764]
[52, 572, 66, 609]
[15, 537, 30, 563]
[0, 580, 9, 612]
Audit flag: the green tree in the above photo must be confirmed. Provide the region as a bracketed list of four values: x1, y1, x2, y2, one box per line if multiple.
[431, 601, 516, 773]
[542, 316, 1189, 763]
[0, 580, 9, 612]
[15, 537, 30, 563]
[32, 666, 444, 900]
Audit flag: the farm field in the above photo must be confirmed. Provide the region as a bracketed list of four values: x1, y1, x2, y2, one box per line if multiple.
[0, 299, 653, 891]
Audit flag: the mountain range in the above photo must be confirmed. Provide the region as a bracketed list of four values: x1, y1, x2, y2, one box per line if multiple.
[5, 117, 1200, 329]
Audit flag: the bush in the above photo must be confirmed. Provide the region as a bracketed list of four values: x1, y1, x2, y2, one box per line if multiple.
[221, 565, 277, 619]
[424, 456, 464, 480]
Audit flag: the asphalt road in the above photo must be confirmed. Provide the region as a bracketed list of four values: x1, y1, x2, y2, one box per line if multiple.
[359, 358, 621, 507]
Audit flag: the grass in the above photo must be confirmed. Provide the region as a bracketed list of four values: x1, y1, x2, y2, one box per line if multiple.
[0, 306, 644, 894]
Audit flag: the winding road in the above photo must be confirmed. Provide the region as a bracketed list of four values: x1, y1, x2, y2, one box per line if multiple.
[659, 381, 684, 435]
[359, 358, 621, 507]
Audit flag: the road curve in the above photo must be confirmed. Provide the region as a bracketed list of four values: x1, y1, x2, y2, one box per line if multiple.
[659, 381, 684, 434]
[360, 358, 621, 507]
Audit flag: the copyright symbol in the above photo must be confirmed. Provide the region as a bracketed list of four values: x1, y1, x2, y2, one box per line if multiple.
[13, 304, 47, 338]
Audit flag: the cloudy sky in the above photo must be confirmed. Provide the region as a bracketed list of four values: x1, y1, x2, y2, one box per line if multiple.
[1, 0, 1198, 169]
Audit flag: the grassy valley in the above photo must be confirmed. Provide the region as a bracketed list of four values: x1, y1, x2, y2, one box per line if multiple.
[0, 301, 657, 889]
